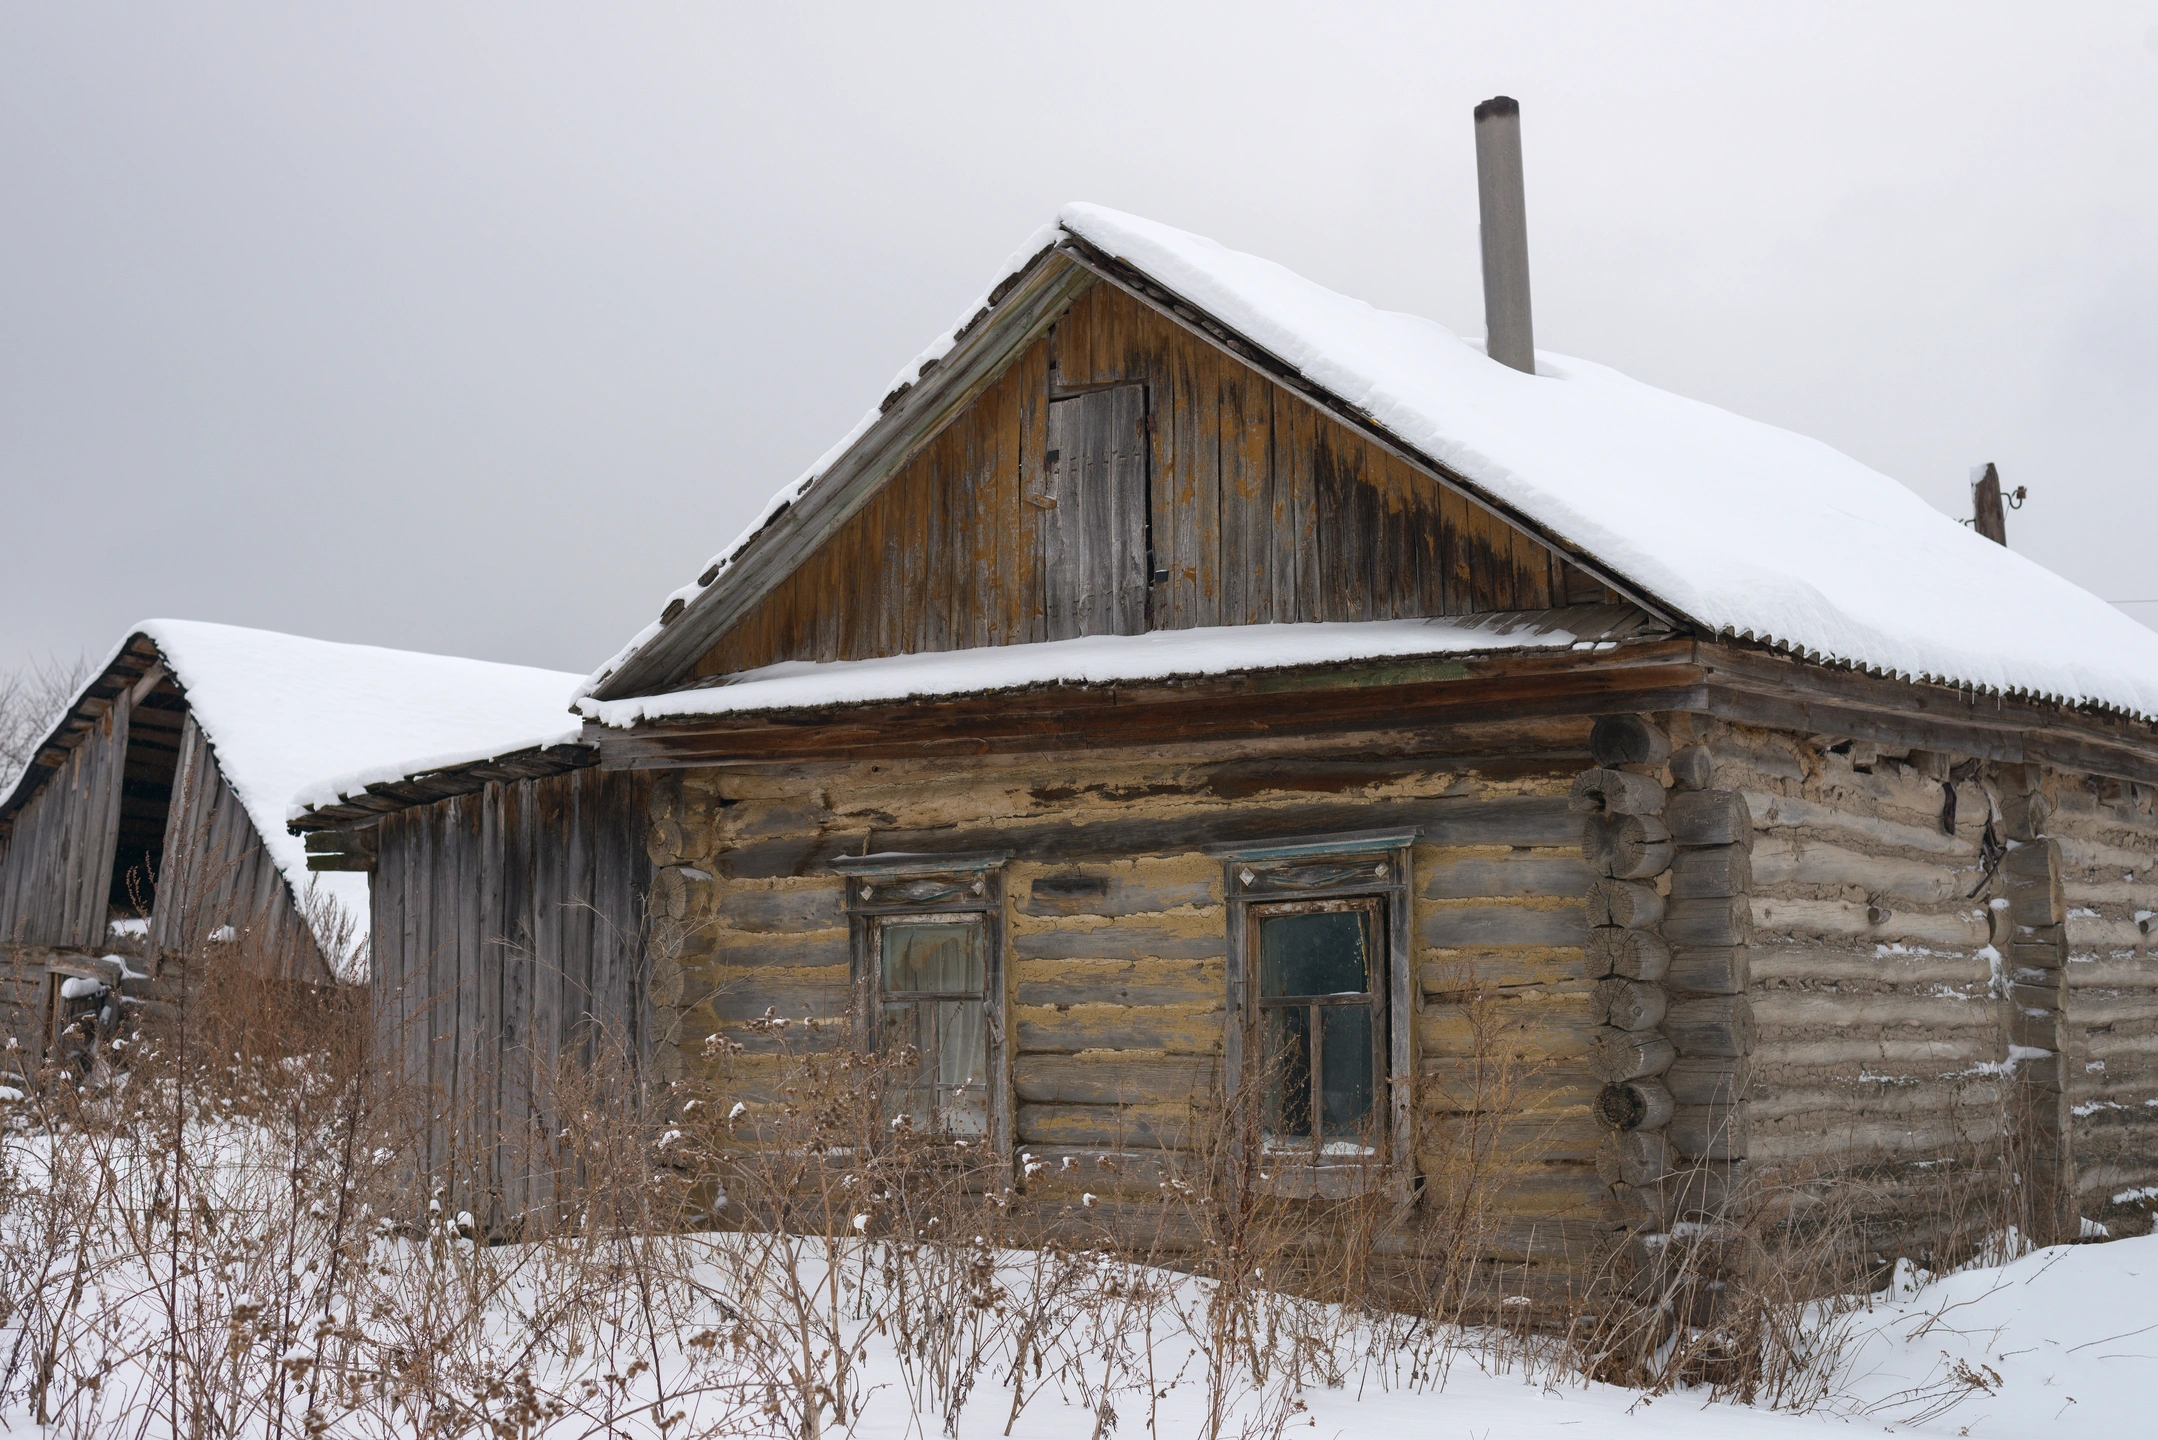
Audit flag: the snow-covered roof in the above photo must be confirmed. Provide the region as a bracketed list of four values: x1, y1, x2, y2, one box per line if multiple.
[580, 607, 1657, 728]
[4, 620, 584, 957]
[579, 202, 2158, 724]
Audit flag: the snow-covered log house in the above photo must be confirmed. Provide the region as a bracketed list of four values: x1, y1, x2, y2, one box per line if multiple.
[0, 620, 579, 1080]
[293, 201, 2158, 1288]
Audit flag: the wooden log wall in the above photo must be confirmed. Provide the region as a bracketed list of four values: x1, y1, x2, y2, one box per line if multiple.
[651, 720, 1631, 1295]
[2038, 767, 2158, 1236]
[370, 765, 653, 1231]
[1709, 725, 2039, 1250]
[0, 690, 128, 951]
[149, 713, 331, 982]
[690, 279, 1612, 681]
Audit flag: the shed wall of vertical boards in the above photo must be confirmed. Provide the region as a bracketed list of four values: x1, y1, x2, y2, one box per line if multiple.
[369, 765, 653, 1230]
[150, 713, 332, 981]
[0, 692, 129, 952]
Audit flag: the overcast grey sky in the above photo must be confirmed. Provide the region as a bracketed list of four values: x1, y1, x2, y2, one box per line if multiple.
[4, 3, 2156, 679]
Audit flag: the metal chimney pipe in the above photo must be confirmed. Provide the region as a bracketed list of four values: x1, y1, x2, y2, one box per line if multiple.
[1474, 95, 1535, 374]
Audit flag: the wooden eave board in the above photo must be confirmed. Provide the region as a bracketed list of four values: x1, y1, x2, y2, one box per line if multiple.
[286, 743, 600, 833]
[0, 634, 165, 838]
[592, 637, 1710, 767]
[589, 247, 1099, 702]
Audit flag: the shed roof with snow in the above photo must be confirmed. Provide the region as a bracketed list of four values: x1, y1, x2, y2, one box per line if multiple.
[0, 620, 582, 976]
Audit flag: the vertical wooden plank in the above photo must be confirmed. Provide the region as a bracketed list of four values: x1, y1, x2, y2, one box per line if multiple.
[1170, 324, 1221, 630]
[1439, 485, 1470, 615]
[1217, 360, 1274, 626]
[1511, 527, 1555, 611]
[1014, 336, 1048, 644]
[1274, 388, 1321, 623]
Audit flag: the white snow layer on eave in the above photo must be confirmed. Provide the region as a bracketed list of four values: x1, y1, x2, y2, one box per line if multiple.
[1051, 203, 2158, 720]
[577, 617, 1591, 727]
[574, 222, 1066, 702]
[287, 727, 588, 817]
[137, 620, 586, 955]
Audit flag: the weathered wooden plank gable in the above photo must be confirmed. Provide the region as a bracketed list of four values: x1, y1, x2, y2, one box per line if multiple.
[689, 280, 1608, 682]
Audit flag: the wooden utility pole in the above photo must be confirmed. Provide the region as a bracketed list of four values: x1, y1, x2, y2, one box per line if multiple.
[1972, 462, 2009, 546]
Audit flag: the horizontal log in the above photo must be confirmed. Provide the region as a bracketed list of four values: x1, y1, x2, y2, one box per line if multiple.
[691, 973, 848, 1023]
[1421, 853, 1594, 901]
[1751, 991, 1996, 1032]
[1743, 790, 1974, 858]
[1588, 1028, 1676, 1082]
[1012, 919, 1225, 963]
[1419, 988, 1599, 1063]
[1668, 1104, 1749, 1160]
[1595, 1078, 1674, 1132]
[1590, 715, 1671, 768]
[1593, 978, 1667, 1032]
[1665, 1055, 1751, 1106]
[1417, 1062, 1599, 1116]
[723, 794, 1586, 877]
[1419, 904, 1586, 950]
[2057, 833, 2158, 874]
[1595, 1129, 1672, 1186]
[1014, 1005, 1224, 1055]
[1020, 870, 1220, 918]
[716, 885, 847, 934]
[1749, 835, 1967, 904]
[1750, 945, 1980, 985]
[1668, 744, 1714, 792]
[2061, 878, 2158, 908]
[1752, 1035, 1994, 1068]
[2065, 915, 2152, 950]
[1013, 1054, 1219, 1106]
[1587, 878, 1663, 930]
[1665, 790, 1751, 847]
[1423, 1111, 1611, 1164]
[2065, 957, 2158, 989]
[1664, 996, 1754, 1058]
[1668, 845, 1751, 900]
[1748, 1079, 2001, 1124]
[1666, 945, 1750, 996]
[706, 932, 850, 970]
[1587, 927, 1670, 981]
[1419, 952, 1592, 992]
[1583, 813, 1674, 880]
[1016, 1102, 1193, 1149]
[1569, 768, 1666, 817]
[1609, 1180, 1667, 1229]
[1663, 895, 1750, 947]
[1413, 1164, 1614, 1221]
[1013, 958, 1222, 1008]
[1750, 896, 1987, 948]
[1747, 1114, 1993, 1164]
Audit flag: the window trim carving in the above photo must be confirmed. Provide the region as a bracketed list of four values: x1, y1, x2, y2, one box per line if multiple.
[835, 851, 1012, 1159]
[1213, 828, 1419, 1199]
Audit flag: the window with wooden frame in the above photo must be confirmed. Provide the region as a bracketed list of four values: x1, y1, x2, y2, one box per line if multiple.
[1215, 830, 1418, 1198]
[834, 852, 1011, 1155]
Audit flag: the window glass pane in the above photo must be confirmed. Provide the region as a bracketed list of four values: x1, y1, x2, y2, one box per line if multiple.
[1257, 909, 1370, 998]
[882, 920, 984, 995]
[1260, 1005, 1312, 1140]
[1319, 1004, 1375, 1142]
[880, 996, 989, 1136]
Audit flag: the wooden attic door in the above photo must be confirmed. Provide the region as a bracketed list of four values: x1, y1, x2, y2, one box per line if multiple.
[1040, 385, 1150, 640]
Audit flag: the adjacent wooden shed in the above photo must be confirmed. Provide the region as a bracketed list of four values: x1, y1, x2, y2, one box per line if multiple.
[0, 619, 580, 1078]
[296, 205, 2158, 1283]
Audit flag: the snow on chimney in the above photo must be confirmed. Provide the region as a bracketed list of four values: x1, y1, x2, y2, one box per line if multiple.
[1474, 95, 1535, 374]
